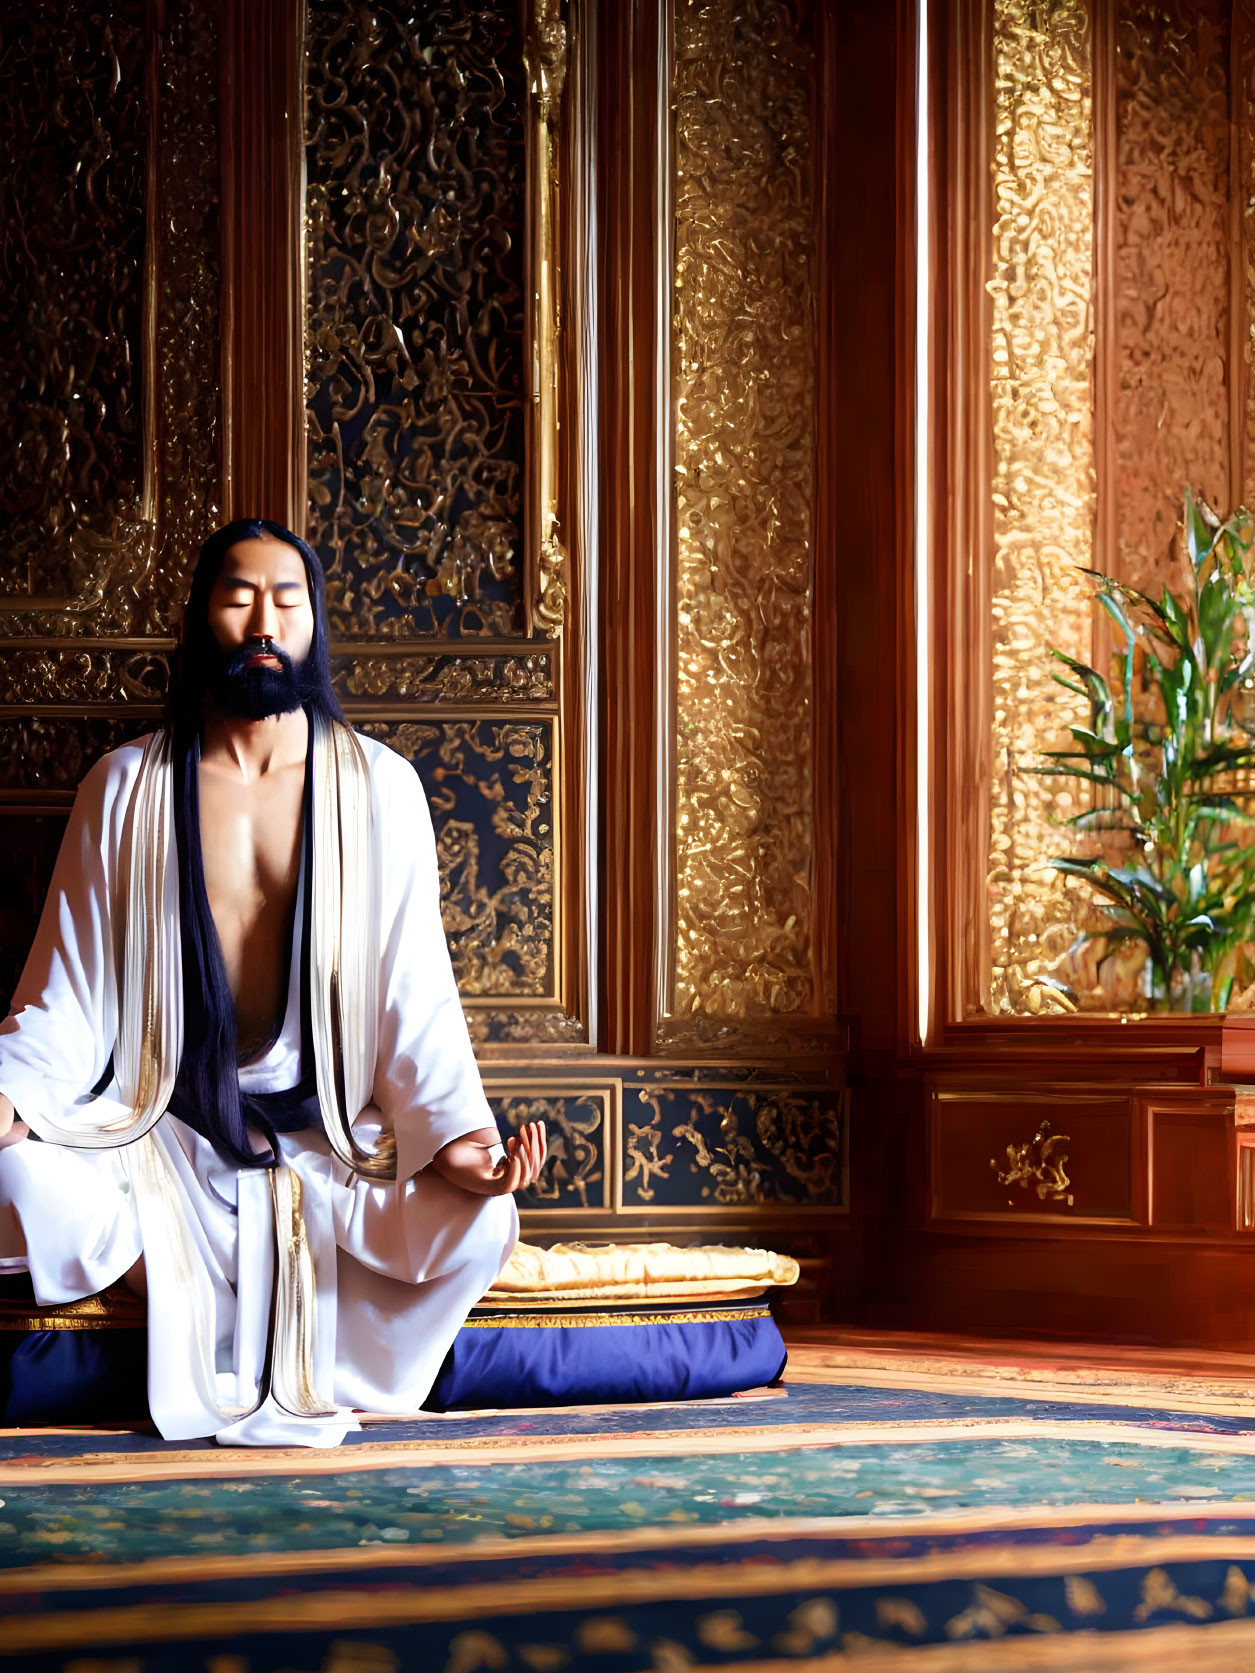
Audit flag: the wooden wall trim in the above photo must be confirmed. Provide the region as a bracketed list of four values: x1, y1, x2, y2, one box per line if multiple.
[811, 3, 840, 1024]
[220, 0, 306, 530]
[820, 0, 908, 1062]
[594, 0, 663, 1056]
[555, 0, 590, 1032]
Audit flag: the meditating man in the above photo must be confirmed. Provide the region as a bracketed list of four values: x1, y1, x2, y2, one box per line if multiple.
[0, 519, 545, 1447]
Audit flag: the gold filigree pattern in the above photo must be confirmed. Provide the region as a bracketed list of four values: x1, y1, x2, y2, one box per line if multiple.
[0, 5, 146, 611]
[151, 0, 222, 630]
[524, 0, 568, 636]
[622, 1111, 674, 1205]
[991, 1119, 1075, 1207]
[304, 0, 527, 639]
[1114, 2, 1232, 593]
[466, 1009, 587, 1047]
[0, 718, 153, 792]
[0, 647, 170, 706]
[332, 651, 553, 704]
[670, 0, 815, 1021]
[0, 1, 220, 640]
[489, 1093, 603, 1208]
[360, 720, 554, 997]
[986, 0, 1097, 1015]
[623, 1086, 844, 1209]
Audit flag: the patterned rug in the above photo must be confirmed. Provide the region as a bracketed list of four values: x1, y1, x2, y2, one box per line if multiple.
[10, 1347, 1255, 1669]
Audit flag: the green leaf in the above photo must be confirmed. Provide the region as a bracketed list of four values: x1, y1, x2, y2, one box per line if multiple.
[1098, 590, 1136, 647]
[1186, 488, 1216, 571]
[1023, 765, 1135, 795]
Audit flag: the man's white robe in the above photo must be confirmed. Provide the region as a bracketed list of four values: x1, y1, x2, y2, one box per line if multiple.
[0, 732, 517, 1447]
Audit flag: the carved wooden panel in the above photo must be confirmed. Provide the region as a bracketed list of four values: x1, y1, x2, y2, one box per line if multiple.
[485, 1083, 613, 1212]
[929, 1089, 1140, 1224]
[304, 0, 527, 640]
[1148, 1100, 1234, 1231]
[619, 1079, 845, 1214]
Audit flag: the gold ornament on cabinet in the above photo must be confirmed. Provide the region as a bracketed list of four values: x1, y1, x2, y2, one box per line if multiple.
[991, 1120, 1074, 1207]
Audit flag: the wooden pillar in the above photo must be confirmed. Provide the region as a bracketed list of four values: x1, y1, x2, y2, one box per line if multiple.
[219, 0, 307, 530]
[594, 0, 664, 1057]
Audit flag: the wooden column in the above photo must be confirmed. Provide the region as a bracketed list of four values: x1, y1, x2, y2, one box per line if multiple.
[594, 0, 663, 1057]
[220, 0, 306, 530]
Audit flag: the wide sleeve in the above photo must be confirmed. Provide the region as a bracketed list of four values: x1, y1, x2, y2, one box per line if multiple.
[366, 746, 499, 1181]
[0, 752, 124, 1132]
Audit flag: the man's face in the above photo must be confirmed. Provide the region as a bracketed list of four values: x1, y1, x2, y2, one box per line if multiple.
[204, 537, 317, 720]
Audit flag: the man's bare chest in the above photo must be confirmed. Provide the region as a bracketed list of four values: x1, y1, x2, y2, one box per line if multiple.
[196, 761, 305, 1042]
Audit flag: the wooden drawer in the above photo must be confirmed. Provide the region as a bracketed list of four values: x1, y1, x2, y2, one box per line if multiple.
[929, 1089, 1139, 1226]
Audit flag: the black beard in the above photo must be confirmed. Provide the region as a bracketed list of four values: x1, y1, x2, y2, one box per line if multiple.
[208, 638, 314, 720]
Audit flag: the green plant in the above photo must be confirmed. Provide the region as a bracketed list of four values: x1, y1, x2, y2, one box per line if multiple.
[1034, 490, 1255, 1011]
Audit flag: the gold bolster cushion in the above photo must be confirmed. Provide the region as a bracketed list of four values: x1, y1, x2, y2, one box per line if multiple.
[480, 1241, 800, 1307]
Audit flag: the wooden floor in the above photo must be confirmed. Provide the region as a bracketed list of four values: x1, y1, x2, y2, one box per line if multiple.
[787, 1324, 1255, 1380]
[783, 1325, 1255, 1415]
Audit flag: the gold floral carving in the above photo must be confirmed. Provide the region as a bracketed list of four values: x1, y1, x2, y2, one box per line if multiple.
[1114, 2, 1232, 592]
[360, 720, 554, 997]
[332, 651, 553, 705]
[0, 648, 170, 706]
[986, 0, 1097, 1015]
[625, 1087, 844, 1208]
[524, 0, 568, 636]
[489, 1093, 603, 1207]
[0, 718, 151, 792]
[991, 1119, 1074, 1207]
[0, 1, 220, 641]
[623, 1113, 674, 1204]
[670, 0, 815, 1021]
[304, 0, 527, 639]
[466, 1009, 587, 1047]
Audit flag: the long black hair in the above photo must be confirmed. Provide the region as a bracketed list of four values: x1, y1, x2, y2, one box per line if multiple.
[166, 519, 344, 1169]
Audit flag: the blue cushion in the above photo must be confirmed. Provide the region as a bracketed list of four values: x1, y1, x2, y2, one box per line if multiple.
[0, 1300, 787, 1423]
[425, 1298, 788, 1411]
[1, 1329, 148, 1426]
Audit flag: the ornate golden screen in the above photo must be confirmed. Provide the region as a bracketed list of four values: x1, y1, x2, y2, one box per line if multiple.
[667, 0, 819, 1035]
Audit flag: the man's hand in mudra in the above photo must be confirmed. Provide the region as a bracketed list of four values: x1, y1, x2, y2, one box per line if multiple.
[430, 1121, 547, 1196]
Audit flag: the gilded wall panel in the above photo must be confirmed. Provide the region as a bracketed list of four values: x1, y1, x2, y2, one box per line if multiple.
[467, 1009, 588, 1048]
[487, 1088, 608, 1209]
[332, 650, 553, 706]
[0, 5, 146, 609]
[1114, 0, 1231, 591]
[0, 0, 220, 639]
[669, 0, 815, 1024]
[0, 718, 154, 794]
[360, 719, 554, 998]
[986, 0, 1098, 1015]
[0, 649, 169, 707]
[305, 0, 527, 640]
[620, 1083, 844, 1211]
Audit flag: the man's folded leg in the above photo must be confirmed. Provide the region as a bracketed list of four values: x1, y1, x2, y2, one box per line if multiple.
[331, 1187, 518, 1414]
